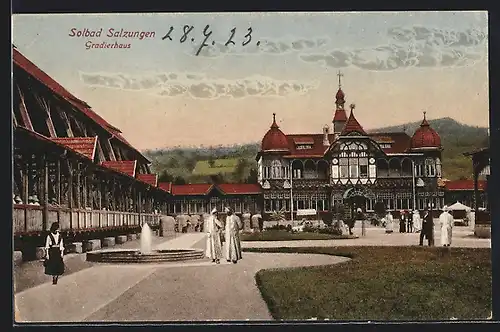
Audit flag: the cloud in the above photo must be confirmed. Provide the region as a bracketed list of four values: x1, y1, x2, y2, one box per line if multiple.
[299, 26, 487, 71]
[79, 72, 319, 99]
[187, 36, 330, 58]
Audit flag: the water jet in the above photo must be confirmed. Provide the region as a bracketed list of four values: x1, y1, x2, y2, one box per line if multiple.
[86, 222, 205, 264]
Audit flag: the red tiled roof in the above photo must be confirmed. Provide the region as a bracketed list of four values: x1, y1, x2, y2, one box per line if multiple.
[158, 182, 172, 193]
[171, 184, 214, 196]
[293, 137, 315, 145]
[369, 132, 412, 154]
[341, 110, 367, 136]
[101, 160, 137, 177]
[284, 134, 331, 158]
[51, 137, 97, 161]
[137, 173, 158, 187]
[13, 48, 149, 163]
[218, 183, 262, 195]
[445, 180, 487, 191]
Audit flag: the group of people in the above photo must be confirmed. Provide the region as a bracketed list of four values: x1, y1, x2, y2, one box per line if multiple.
[383, 206, 454, 247]
[205, 207, 243, 264]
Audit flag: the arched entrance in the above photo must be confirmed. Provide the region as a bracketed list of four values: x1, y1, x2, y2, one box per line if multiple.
[343, 187, 375, 217]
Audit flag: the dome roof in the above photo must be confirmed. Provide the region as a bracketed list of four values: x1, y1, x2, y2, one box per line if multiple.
[261, 113, 289, 152]
[410, 113, 441, 149]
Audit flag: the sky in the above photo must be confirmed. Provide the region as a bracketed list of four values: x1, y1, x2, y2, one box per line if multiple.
[12, 11, 489, 150]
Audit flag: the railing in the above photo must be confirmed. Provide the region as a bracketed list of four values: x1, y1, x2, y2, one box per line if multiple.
[13, 205, 160, 236]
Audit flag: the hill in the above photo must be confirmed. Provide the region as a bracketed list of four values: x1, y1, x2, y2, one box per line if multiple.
[143, 117, 489, 184]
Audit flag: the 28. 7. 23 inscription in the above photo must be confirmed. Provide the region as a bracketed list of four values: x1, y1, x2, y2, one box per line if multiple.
[162, 25, 260, 56]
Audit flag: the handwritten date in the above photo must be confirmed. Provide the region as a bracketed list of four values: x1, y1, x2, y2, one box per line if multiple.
[161, 25, 260, 56]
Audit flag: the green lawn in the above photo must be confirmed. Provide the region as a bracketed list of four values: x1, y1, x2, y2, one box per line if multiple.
[245, 246, 491, 321]
[192, 158, 239, 176]
[240, 230, 356, 241]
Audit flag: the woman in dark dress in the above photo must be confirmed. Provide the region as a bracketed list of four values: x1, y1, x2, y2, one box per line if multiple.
[44, 222, 65, 284]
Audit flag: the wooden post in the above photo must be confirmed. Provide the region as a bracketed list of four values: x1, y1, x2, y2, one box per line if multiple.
[43, 156, 49, 231]
[22, 158, 29, 204]
[56, 159, 61, 204]
[138, 189, 142, 224]
[75, 163, 81, 209]
[67, 159, 73, 229]
[82, 166, 88, 209]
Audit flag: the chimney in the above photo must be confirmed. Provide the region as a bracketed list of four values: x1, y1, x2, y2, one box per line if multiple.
[323, 125, 330, 146]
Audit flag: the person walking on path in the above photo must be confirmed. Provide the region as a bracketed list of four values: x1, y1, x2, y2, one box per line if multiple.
[413, 210, 422, 233]
[399, 210, 406, 233]
[224, 207, 243, 264]
[44, 222, 65, 285]
[439, 206, 454, 247]
[384, 211, 394, 234]
[406, 210, 413, 233]
[419, 208, 434, 246]
[205, 208, 223, 264]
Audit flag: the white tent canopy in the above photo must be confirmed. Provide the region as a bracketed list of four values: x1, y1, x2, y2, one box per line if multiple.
[447, 201, 471, 211]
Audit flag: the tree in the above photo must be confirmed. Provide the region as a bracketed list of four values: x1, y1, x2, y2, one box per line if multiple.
[233, 158, 248, 183]
[208, 146, 216, 168]
[173, 176, 186, 185]
[158, 171, 174, 183]
[245, 168, 258, 184]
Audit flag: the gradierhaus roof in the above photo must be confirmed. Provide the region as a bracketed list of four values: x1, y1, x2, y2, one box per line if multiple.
[158, 182, 172, 193]
[51, 137, 98, 161]
[218, 183, 261, 195]
[444, 180, 487, 191]
[13, 47, 149, 163]
[170, 183, 262, 196]
[136, 174, 158, 187]
[101, 160, 137, 177]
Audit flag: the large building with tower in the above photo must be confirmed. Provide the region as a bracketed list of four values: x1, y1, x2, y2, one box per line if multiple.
[256, 74, 446, 219]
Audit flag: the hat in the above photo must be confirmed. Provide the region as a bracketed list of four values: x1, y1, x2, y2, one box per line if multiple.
[442, 206, 448, 212]
[224, 206, 232, 213]
[211, 208, 218, 214]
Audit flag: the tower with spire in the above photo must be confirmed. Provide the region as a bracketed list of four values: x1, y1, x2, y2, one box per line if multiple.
[332, 71, 348, 134]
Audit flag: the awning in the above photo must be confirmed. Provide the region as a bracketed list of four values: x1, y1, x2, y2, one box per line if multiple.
[296, 209, 317, 216]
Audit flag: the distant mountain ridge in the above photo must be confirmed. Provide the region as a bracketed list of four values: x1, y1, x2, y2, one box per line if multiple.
[144, 117, 489, 182]
[145, 117, 488, 153]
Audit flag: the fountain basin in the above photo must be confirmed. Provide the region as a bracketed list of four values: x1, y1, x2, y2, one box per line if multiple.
[86, 248, 205, 264]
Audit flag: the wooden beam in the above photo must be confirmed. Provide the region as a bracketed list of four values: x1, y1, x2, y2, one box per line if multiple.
[58, 109, 74, 137]
[35, 95, 57, 137]
[75, 162, 81, 209]
[16, 85, 34, 131]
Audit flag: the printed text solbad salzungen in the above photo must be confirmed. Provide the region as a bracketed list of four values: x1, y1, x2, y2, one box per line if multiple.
[69, 28, 156, 49]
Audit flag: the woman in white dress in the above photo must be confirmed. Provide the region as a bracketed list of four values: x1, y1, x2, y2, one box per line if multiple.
[205, 208, 222, 264]
[413, 210, 422, 233]
[385, 211, 394, 233]
[439, 207, 454, 247]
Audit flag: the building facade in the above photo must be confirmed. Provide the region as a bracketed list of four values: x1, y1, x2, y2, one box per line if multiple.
[256, 76, 445, 219]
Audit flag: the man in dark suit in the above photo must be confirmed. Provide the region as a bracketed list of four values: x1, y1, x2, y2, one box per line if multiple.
[419, 208, 434, 246]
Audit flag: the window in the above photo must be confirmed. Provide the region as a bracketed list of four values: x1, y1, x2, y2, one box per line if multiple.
[265, 200, 272, 212]
[415, 164, 424, 177]
[340, 158, 348, 178]
[425, 159, 436, 177]
[360, 158, 368, 178]
[271, 160, 282, 179]
[349, 157, 358, 178]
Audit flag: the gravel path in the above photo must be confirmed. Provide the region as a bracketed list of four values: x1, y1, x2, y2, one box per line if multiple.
[14, 233, 349, 322]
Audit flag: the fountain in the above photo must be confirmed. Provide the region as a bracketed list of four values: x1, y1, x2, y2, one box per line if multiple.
[140, 222, 153, 254]
[86, 222, 205, 264]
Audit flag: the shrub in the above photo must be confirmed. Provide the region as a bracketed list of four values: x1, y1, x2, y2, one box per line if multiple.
[266, 224, 289, 231]
[318, 227, 343, 236]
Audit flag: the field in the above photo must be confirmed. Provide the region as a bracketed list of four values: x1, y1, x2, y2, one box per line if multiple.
[245, 246, 492, 321]
[192, 158, 239, 176]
